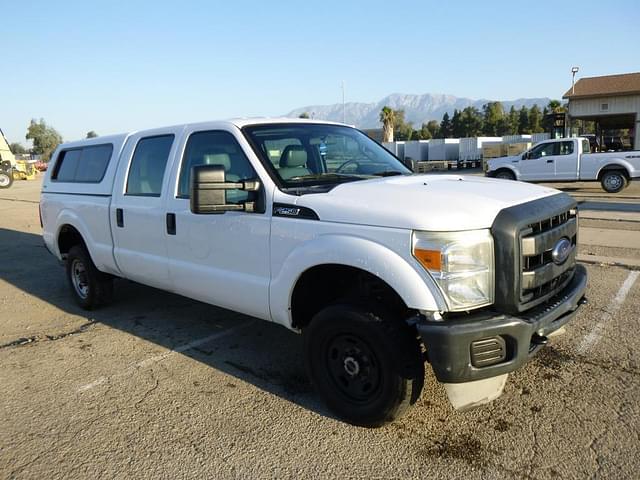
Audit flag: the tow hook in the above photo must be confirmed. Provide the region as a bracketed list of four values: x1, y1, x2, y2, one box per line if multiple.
[531, 333, 548, 346]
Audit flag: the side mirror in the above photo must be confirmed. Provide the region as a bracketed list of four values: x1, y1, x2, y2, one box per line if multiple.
[521, 152, 528, 160]
[190, 164, 260, 214]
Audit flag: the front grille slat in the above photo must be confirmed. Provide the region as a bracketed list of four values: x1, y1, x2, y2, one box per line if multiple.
[521, 247, 576, 290]
[521, 217, 577, 256]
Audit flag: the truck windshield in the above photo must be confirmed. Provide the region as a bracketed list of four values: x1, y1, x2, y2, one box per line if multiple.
[242, 124, 410, 190]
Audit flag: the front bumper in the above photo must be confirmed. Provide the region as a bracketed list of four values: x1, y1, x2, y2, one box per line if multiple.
[417, 263, 587, 383]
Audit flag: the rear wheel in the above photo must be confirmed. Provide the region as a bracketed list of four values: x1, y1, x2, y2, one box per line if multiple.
[600, 170, 627, 193]
[66, 245, 113, 310]
[494, 169, 516, 180]
[303, 304, 424, 427]
[0, 171, 13, 188]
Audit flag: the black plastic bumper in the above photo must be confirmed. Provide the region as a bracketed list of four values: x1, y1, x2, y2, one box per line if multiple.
[416, 264, 587, 383]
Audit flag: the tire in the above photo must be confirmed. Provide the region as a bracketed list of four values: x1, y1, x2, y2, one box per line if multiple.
[66, 245, 113, 310]
[303, 304, 425, 427]
[0, 171, 13, 189]
[600, 170, 627, 193]
[494, 169, 516, 180]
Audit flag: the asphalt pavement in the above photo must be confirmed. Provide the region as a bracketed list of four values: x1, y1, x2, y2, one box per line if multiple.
[1, 177, 639, 479]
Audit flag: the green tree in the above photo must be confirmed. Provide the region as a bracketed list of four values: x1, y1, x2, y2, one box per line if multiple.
[9, 142, 26, 154]
[528, 104, 544, 133]
[507, 106, 519, 135]
[439, 112, 452, 138]
[25, 119, 63, 162]
[392, 109, 414, 141]
[298, 112, 310, 119]
[379, 106, 396, 142]
[482, 101, 504, 136]
[418, 124, 432, 140]
[460, 107, 483, 137]
[451, 109, 463, 138]
[86, 130, 98, 138]
[425, 120, 440, 139]
[518, 106, 530, 134]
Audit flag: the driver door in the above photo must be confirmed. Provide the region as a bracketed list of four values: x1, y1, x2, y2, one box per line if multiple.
[519, 142, 557, 181]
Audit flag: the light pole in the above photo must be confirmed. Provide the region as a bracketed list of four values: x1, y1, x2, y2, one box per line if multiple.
[571, 66, 579, 95]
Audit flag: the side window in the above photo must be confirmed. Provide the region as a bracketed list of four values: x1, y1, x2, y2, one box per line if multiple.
[559, 141, 574, 155]
[54, 149, 82, 181]
[582, 139, 591, 153]
[126, 135, 174, 197]
[178, 130, 256, 203]
[52, 144, 113, 182]
[529, 142, 556, 159]
[75, 144, 113, 182]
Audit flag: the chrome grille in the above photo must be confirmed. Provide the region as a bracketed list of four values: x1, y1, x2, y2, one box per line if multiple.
[519, 209, 577, 307]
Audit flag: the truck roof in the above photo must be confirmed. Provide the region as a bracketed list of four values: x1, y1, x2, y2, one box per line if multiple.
[58, 118, 345, 149]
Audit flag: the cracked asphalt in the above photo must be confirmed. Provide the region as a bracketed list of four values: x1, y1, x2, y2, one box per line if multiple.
[1, 179, 639, 479]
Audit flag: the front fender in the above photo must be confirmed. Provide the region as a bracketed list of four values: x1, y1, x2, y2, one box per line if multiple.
[269, 234, 446, 328]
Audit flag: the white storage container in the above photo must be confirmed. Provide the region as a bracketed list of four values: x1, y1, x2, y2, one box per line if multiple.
[459, 137, 502, 161]
[428, 139, 460, 161]
[531, 133, 551, 144]
[502, 134, 532, 144]
[382, 142, 396, 155]
[404, 140, 430, 161]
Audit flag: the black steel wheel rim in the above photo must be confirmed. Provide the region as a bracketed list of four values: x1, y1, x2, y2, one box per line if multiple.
[324, 333, 382, 404]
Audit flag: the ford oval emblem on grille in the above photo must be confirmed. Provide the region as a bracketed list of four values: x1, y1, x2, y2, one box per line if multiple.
[551, 237, 572, 265]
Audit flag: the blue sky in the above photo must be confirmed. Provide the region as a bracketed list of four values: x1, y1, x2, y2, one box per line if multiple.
[2, 0, 638, 144]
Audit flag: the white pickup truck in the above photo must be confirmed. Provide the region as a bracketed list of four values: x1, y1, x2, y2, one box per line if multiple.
[486, 137, 640, 193]
[41, 118, 587, 426]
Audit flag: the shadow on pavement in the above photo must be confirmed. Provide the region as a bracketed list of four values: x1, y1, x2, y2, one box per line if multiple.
[0, 227, 334, 421]
[578, 201, 640, 213]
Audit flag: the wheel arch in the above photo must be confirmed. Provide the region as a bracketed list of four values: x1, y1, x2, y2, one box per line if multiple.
[269, 234, 446, 330]
[493, 167, 519, 180]
[596, 162, 631, 180]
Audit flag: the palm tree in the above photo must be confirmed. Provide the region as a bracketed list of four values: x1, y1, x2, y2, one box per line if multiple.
[379, 106, 396, 142]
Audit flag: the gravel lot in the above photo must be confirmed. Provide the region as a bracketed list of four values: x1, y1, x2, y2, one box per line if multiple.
[1, 177, 639, 479]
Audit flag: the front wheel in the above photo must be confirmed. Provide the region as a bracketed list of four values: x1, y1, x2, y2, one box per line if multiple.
[303, 304, 425, 427]
[494, 169, 516, 180]
[0, 171, 13, 188]
[600, 170, 628, 193]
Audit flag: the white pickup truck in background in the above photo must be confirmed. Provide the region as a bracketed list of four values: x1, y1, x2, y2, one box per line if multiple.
[486, 137, 640, 193]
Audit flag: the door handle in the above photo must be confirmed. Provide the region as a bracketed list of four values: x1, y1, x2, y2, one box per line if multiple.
[166, 213, 176, 235]
[116, 208, 124, 227]
[546, 159, 554, 163]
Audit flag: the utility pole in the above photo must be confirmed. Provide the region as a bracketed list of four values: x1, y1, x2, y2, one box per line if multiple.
[571, 66, 579, 95]
[341, 81, 346, 124]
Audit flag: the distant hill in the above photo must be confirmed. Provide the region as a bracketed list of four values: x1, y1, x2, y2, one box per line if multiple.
[286, 93, 551, 128]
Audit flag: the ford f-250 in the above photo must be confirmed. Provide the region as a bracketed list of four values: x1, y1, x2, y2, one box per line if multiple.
[40, 119, 587, 426]
[486, 137, 640, 193]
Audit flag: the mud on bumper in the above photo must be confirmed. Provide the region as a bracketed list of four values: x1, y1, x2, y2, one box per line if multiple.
[417, 264, 587, 383]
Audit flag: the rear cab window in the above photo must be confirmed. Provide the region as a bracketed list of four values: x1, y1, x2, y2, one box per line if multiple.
[52, 144, 114, 183]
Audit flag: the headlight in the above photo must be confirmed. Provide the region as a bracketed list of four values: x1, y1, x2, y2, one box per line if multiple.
[412, 229, 494, 311]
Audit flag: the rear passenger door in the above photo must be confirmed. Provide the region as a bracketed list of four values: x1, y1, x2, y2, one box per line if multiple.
[111, 128, 182, 289]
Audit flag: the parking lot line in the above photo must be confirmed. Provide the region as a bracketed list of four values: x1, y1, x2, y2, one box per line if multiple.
[76, 319, 257, 393]
[577, 270, 639, 354]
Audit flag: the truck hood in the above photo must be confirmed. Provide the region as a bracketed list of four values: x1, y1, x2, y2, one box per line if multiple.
[293, 174, 559, 231]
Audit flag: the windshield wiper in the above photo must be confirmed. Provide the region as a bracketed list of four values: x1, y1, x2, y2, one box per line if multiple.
[372, 170, 405, 177]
